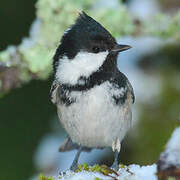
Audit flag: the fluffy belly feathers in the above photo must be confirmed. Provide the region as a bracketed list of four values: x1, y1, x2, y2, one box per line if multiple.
[57, 82, 132, 148]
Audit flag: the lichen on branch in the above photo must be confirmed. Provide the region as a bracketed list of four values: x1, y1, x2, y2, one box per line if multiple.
[0, 0, 180, 94]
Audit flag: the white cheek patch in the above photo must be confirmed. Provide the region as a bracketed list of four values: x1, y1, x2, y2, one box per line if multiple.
[56, 51, 108, 85]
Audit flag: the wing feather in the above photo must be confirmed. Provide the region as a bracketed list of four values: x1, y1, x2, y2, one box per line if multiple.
[50, 80, 59, 104]
[126, 79, 135, 104]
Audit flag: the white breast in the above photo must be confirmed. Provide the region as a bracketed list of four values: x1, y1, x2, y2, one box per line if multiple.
[57, 82, 132, 148]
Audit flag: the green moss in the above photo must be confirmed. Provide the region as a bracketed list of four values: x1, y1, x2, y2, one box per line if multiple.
[94, 177, 102, 180]
[38, 174, 54, 180]
[119, 164, 125, 168]
[77, 163, 117, 176]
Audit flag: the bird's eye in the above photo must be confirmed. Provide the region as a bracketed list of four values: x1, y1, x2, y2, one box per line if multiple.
[92, 47, 100, 53]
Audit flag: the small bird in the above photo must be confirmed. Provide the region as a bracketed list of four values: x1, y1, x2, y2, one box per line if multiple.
[50, 12, 135, 171]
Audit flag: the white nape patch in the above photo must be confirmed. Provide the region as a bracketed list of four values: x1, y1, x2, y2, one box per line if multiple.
[63, 27, 72, 35]
[56, 51, 108, 85]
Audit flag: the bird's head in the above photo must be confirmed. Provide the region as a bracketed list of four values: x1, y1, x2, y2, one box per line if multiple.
[53, 12, 131, 85]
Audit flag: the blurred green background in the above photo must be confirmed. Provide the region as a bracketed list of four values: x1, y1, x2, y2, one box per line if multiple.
[0, 0, 180, 179]
[0, 0, 36, 51]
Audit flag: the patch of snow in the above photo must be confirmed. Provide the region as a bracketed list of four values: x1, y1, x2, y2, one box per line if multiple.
[59, 170, 111, 180]
[53, 164, 157, 180]
[126, 164, 157, 180]
[166, 127, 180, 150]
[159, 127, 180, 170]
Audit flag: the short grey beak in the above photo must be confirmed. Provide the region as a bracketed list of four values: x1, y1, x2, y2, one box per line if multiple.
[111, 44, 132, 52]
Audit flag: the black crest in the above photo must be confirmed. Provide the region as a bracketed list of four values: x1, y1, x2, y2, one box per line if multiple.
[53, 11, 116, 73]
[74, 11, 114, 40]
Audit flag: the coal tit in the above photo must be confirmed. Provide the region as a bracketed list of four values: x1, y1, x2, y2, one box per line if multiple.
[50, 12, 134, 171]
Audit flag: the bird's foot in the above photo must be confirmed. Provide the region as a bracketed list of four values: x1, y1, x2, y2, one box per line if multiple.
[70, 163, 79, 172]
[58, 164, 78, 175]
[110, 161, 119, 171]
[111, 139, 121, 171]
[59, 170, 66, 176]
[69, 146, 82, 171]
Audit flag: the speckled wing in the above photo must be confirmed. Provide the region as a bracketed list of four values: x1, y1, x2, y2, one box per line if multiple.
[114, 72, 135, 104]
[50, 80, 59, 104]
[126, 78, 135, 104]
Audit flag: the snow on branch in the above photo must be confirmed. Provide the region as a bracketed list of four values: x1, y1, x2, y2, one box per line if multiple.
[39, 127, 180, 180]
[157, 127, 180, 180]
